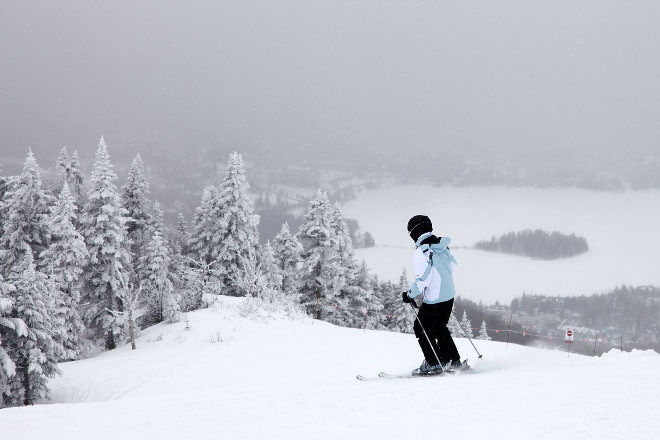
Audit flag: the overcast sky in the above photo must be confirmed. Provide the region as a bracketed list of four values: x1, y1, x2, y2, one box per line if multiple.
[1, 0, 659, 169]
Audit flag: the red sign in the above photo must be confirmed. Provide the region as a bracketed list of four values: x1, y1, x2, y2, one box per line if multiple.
[565, 329, 574, 343]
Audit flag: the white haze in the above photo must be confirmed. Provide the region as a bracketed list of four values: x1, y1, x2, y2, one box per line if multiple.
[1, 1, 659, 167]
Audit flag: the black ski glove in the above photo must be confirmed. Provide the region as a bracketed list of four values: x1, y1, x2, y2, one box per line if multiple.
[402, 291, 418, 308]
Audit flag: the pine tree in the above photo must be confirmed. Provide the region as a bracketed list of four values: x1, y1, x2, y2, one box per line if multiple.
[150, 200, 165, 236]
[0, 275, 27, 407]
[39, 182, 88, 360]
[56, 146, 69, 176]
[271, 222, 303, 297]
[350, 260, 383, 330]
[172, 213, 189, 257]
[260, 241, 283, 292]
[379, 280, 398, 331]
[297, 190, 345, 322]
[139, 227, 179, 324]
[177, 257, 214, 312]
[213, 152, 260, 295]
[188, 184, 222, 267]
[167, 212, 189, 307]
[329, 202, 382, 328]
[447, 312, 462, 337]
[122, 153, 152, 262]
[5, 249, 60, 406]
[478, 320, 491, 340]
[0, 165, 8, 235]
[68, 150, 84, 202]
[186, 184, 227, 301]
[55, 146, 84, 202]
[0, 150, 53, 276]
[330, 203, 353, 325]
[79, 136, 132, 350]
[460, 310, 474, 339]
[383, 269, 414, 333]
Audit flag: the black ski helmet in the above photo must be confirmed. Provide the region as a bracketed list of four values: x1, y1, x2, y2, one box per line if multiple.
[407, 215, 433, 242]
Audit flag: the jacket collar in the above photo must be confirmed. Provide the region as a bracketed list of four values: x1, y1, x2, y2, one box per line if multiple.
[415, 232, 433, 247]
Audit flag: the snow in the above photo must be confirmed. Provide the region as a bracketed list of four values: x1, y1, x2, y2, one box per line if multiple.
[344, 185, 660, 304]
[2, 297, 659, 439]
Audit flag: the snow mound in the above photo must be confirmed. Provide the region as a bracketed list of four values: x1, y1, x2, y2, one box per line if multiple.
[1, 296, 659, 440]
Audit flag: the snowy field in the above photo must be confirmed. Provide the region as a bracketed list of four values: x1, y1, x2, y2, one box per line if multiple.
[343, 185, 660, 304]
[1, 297, 658, 439]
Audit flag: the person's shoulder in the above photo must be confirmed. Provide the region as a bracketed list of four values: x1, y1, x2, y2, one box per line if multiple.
[437, 236, 452, 248]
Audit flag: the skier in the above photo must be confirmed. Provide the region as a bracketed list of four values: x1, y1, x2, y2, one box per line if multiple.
[402, 215, 463, 374]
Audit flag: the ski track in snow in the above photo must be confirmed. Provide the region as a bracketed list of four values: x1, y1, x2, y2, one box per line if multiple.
[1, 298, 659, 440]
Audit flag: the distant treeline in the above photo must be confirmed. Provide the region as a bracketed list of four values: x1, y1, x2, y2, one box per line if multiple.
[454, 285, 660, 355]
[453, 297, 535, 346]
[474, 229, 589, 260]
[510, 286, 660, 345]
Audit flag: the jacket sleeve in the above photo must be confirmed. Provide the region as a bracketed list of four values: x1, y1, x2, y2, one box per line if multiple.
[408, 249, 437, 300]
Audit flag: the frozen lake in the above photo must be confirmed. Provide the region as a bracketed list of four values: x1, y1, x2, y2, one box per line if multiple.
[343, 185, 660, 304]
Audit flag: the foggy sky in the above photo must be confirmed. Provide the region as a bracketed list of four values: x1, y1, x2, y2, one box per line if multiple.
[1, 0, 659, 169]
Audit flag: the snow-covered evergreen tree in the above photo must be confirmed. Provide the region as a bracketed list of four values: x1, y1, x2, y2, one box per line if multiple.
[122, 153, 152, 262]
[114, 269, 141, 350]
[447, 312, 463, 337]
[4, 249, 60, 406]
[0, 275, 27, 407]
[350, 261, 383, 329]
[271, 222, 303, 297]
[68, 150, 84, 202]
[0, 165, 8, 234]
[329, 203, 353, 325]
[297, 190, 345, 323]
[177, 257, 216, 312]
[478, 320, 492, 340]
[150, 201, 165, 236]
[382, 269, 414, 333]
[379, 280, 398, 331]
[460, 310, 474, 339]
[230, 247, 269, 299]
[172, 213, 189, 257]
[234, 246, 304, 319]
[56, 146, 69, 176]
[260, 241, 283, 292]
[329, 202, 383, 328]
[139, 228, 179, 324]
[40, 182, 88, 360]
[188, 183, 222, 267]
[213, 152, 260, 295]
[0, 150, 53, 276]
[165, 212, 189, 308]
[55, 146, 84, 202]
[79, 137, 132, 350]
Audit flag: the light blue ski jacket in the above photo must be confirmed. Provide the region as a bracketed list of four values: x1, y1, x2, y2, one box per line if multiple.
[407, 233, 457, 304]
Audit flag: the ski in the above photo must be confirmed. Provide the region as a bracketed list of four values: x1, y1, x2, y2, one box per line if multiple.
[356, 361, 471, 381]
[356, 370, 447, 381]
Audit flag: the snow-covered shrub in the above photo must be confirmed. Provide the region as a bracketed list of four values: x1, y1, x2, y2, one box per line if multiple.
[233, 251, 305, 320]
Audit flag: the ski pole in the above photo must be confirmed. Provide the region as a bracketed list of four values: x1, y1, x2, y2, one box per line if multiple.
[409, 302, 444, 368]
[455, 315, 484, 360]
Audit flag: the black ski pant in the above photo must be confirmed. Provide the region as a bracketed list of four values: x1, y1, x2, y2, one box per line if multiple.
[413, 298, 460, 366]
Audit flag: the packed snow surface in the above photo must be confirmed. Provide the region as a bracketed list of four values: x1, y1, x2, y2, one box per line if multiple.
[344, 185, 660, 304]
[2, 298, 658, 439]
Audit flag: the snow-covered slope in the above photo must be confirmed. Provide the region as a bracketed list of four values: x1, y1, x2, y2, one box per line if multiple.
[344, 185, 660, 304]
[2, 298, 658, 439]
